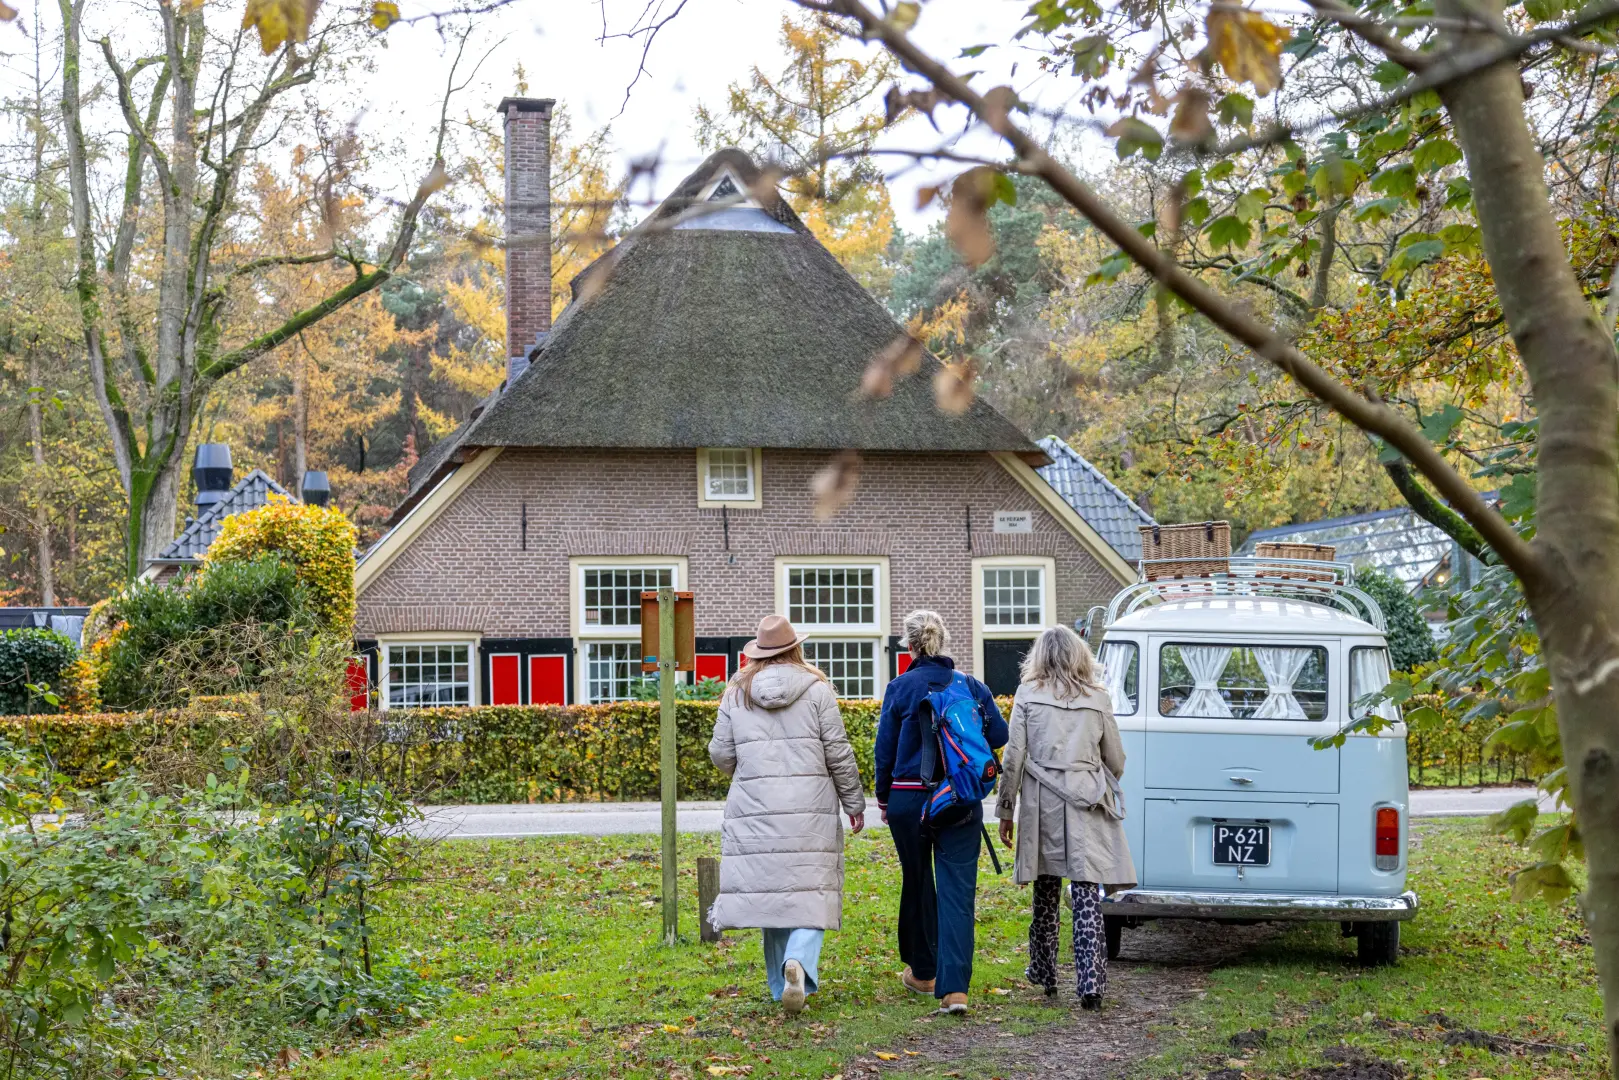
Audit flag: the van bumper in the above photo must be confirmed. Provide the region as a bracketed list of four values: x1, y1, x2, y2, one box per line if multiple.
[1101, 888, 1419, 922]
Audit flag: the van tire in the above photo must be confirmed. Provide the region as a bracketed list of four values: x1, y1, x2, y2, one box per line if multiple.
[1104, 915, 1123, 961]
[1356, 921, 1399, 966]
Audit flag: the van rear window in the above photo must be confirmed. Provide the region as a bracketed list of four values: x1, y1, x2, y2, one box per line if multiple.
[1157, 643, 1328, 720]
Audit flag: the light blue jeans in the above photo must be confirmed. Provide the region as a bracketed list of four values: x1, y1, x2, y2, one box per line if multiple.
[762, 928, 824, 1002]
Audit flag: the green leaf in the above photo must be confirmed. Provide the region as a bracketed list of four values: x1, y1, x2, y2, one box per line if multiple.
[1402, 704, 1442, 728]
[1501, 473, 1537, 521]
[990, 171, 1018, 207]
[1311, 155, 1364, 199]
[1068, 34, 1112, 78]
[1137, 219, 1157, 238]
[1207, 160, 1236, 182]
[1510, 860, 1576, 904]
[1489, 798, 1541, 844]
[1419, 403, 1465, 443]
[958, 43, 992, 57]
[1233, 188, 1268, 223]
[1370, 59, 1409, 88]
[1445, 176, 1474, 209]
[1370, 123, 1412, 155]
[1370, 163, 1417, 198]
[1414, 137, 1463, 173]
[1440, 222, 1481, 255]
[1216, 92, 1254, 127]
[1354, 196, 1406, 226]
[1183, 196, 1212, 227]
[1205, 215, 1253, 250]
[1086, 251, 1133, 284]
[1524, 0, 1567, 20]
[1109, 117, 1163, 161]
[61, 1001, 87, 1027]
[1181, 167, 1204, 197]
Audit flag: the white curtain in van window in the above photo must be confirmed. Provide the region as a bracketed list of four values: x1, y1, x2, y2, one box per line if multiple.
[1351, 647, 1394, 721]
[1175, 646, 1233, 717]
[1253, 646, 1311, 719]
[1103, 644, 1137, 715]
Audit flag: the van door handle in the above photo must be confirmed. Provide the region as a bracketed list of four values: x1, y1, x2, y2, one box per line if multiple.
[1229, 776, 1254, 785]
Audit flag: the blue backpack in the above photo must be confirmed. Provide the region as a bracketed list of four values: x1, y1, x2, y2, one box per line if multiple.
[920, 672, 1000, 830]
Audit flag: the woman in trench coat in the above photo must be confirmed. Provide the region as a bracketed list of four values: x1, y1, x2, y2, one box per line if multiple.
[708, 614, 867, 1014]
[996, 625, 1136, 1010]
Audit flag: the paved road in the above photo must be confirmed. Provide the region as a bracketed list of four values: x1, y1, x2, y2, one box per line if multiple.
[417, 786, 1555, 839]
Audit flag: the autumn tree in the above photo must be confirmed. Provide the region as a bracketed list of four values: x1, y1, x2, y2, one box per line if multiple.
[695, 12, 898, 294]
[54, 0, 472, 579]
[809, 0, 1619, 1064]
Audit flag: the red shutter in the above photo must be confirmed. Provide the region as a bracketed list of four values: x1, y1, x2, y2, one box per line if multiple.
[695, 653, 729, 683]
[489, 654, 521, 706]
[346, 657, 369, 712]
[896, 652, 913, 676]
[530, 655, 567, 705]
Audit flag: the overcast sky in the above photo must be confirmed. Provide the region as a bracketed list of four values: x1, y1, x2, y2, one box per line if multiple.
[365, 0, 1096, 235]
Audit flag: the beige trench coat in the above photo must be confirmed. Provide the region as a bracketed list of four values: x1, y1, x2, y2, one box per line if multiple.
[994, 682, 1137, 888]
[707, 664, 867, 930]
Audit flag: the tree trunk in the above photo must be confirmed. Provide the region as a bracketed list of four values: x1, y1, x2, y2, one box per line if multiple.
[26, 351, 55, 607]
[1437, 0, 1619, 1066]
[294, 348, 308, 496]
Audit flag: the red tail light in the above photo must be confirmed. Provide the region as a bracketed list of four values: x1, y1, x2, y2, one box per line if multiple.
[1374, 807, 1400, 869]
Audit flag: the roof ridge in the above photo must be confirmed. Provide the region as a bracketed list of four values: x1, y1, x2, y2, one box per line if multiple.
[1038, 436, 1154, 526]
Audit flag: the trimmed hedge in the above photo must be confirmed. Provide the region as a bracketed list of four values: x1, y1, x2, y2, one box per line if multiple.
[0, 700, 889, 803]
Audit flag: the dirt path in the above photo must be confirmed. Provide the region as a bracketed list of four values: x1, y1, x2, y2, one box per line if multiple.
[841, 920, 1281, 1080]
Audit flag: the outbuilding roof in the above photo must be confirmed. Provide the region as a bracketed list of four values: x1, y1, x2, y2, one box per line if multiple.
[399, 149, 1045, 518]
[149, 469, 290, 565]
[1035, 437, 1156, 563]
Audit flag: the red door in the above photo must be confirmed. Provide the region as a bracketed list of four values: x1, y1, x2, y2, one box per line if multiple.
[346, 657, 370, 711]
[896, 652, 913, 676]
[530, 655, 567, 705]
[489, 653, 521, 706]
[695, 653, 729, 684]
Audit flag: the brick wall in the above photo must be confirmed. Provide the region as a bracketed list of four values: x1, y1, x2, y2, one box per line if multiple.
[356, 447, 1124, 676]
[501, 97, 553, 384]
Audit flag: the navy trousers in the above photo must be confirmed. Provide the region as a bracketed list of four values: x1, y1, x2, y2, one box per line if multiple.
[887, 789, 982, 998]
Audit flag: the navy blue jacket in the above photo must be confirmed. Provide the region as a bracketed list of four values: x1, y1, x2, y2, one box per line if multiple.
[875, 655, 1008, 807]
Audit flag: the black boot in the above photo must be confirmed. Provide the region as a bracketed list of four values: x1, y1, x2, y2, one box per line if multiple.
[1080, 993, 1102, 1011]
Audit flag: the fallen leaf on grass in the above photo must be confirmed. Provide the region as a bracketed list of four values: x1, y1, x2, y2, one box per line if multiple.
[452, 1035, 468, 1044]
[662, 1024, 683, 1033]
[988, 987, 1012, 995]
[874, 1051, 899, 1060]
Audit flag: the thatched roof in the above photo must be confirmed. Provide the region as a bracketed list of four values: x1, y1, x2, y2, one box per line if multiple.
[397, 149, 1044, 518]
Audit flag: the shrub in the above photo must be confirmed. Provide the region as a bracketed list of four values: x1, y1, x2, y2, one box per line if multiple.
[207, 496, 358, 630]
[98, 556, 320, 709]
[0, 627, 78, 714]
[1356, 566, 1437, 671]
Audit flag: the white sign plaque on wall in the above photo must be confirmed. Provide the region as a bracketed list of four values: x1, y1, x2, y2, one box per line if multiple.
[993, 510, 1034, 534]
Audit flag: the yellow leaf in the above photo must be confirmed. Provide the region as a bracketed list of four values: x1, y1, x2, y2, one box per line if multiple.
[886, 1, 919, 32]
[369, 0, 398, 28]
[453, 1035, 467, 1043]
[874, 1051, 899, 1061]
[988, 987, 1012, 995]
[240, 0, 319, 54]
[1204, 6, 1289, 96]
[661, 1024, 683, 1033]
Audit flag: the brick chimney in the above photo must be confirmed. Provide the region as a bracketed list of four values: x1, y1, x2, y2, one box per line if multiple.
[500, 97, 554, 386]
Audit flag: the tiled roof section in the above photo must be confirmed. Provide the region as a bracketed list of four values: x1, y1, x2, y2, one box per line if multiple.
[151, 469, 291, 563]
[1035, 436, 1156, 562]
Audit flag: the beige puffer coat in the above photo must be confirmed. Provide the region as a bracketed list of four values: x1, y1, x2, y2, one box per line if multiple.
[707, 664, 867, 930]
[995, 682, 1137, 889]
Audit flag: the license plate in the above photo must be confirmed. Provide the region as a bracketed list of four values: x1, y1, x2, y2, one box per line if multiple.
[1213, 823, 1271, 866]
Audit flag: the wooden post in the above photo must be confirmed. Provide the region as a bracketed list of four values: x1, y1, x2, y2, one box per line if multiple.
[697, 856, 721, 942]
[659, 586, 679, 946]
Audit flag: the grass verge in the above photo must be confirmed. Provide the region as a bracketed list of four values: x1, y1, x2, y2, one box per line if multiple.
[296, 818, 1601, 1080]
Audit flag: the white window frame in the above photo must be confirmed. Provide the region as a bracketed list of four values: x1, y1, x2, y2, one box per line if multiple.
[775, 555, 890, 697]
[801, 638, 880, 699]
[376, 632, 482, 711]
[583, 640, 648, 704]
[570, 555, 689, 704]
[970, 556, 1057, 681]
[696, 447, 763, 509]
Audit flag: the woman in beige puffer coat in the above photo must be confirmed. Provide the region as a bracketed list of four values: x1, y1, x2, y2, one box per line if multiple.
[708, 614, 867, 1015]
[996, 625, 1136, 1011]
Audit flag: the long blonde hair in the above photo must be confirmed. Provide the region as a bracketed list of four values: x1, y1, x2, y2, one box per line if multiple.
[727, 646, 827, 709]
[1019, 625, 1103, 700]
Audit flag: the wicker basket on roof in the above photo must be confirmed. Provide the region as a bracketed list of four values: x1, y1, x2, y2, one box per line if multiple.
[1139, 521, 1232, 581]
[1254, 540, 1338, 582]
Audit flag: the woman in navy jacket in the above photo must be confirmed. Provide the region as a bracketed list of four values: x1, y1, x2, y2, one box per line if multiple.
[875, 609, 1008, 1014]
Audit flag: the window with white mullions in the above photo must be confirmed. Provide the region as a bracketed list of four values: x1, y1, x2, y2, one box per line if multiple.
[386, 643, 471, 709]
[788, 566, 876, 628]
[802, 639, 876, 698]
[582, 567, 674, 628]
[586, 641, 644, 703]
[703, 448, 754, 500]
[1157, 643, 1328, 720]
[982, 566, 1044, 628]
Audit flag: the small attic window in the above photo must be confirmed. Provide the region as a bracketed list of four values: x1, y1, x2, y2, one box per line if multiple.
[709, 175, 740, 201]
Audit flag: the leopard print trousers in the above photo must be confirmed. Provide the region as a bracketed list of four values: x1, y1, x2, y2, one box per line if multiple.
[1026, 876, 1106, 997]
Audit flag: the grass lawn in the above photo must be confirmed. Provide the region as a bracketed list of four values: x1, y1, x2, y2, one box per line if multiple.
[299, 818, 1602, 1080]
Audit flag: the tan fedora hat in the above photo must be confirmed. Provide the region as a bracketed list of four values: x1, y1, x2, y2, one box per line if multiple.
[741, 614, 810, 660]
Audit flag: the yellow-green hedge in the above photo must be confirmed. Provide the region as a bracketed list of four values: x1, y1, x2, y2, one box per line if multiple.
[206, 497, 358, 630]
[0, 701, 886, 803]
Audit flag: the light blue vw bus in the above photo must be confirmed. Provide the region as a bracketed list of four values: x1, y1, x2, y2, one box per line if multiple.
[1093, 557, 1417, 965]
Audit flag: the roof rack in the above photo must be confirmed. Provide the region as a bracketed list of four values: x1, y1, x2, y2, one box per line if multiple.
[1105, 556, 1386, 630]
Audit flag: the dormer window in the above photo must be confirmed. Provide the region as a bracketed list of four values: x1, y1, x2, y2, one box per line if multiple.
[697, 448, 762, 508]
[709, 174, 740, 201]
